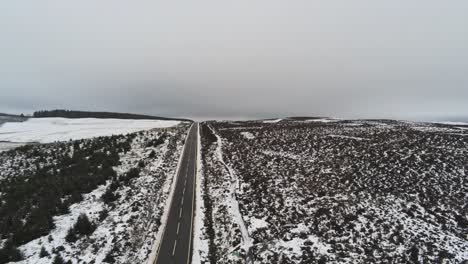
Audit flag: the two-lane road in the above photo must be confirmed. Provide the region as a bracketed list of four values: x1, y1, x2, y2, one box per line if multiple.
[155, 123, 198, 264]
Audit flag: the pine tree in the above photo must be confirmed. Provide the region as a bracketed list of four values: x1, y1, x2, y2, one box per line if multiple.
[65, 227, 77, 243]
[39, 246, 49, 258]
[52, 254, 65, 264]
[0, 239, 23, 264]
[74, 214, 96, 236]
[99, 209, 109, 221]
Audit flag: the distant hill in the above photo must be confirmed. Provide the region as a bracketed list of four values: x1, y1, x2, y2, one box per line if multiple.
[435, 117, 468, 123]
[0, 113, 23, 117]
[33, 110, 192, 122]
[287, 116, 329, 121]
[0, 113, 27, 123]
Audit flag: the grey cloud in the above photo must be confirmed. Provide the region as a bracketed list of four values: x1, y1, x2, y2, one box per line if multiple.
[1, 1, 467, 121]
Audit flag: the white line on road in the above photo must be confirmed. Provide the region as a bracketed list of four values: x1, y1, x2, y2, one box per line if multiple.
[183, 187, 186, 195]
[172, 240, 177, 256]
[179, 208, 183, 218]
[177, 222, 180, 235]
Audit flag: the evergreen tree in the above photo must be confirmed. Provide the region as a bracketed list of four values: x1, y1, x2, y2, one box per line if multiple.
[65, 227, 78, 243]
[0, 239, 23, 264]
[99, 209, 109, 221]
[65, 214, 96, 243]
[39, 246, 50, 258]
[103, 252, 116, 263]
[74, 214, 96, 236]
[52, 254, 65, 264]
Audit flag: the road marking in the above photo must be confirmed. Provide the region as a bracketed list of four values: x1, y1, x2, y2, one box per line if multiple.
[181, 198, 184, 206]
[179, 208, 183, 218]
[172, 240, 177, 256]
[177, 222, 180, 235]
[183, 187, 186, 195]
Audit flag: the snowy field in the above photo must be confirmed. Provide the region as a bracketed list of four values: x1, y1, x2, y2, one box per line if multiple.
[0, 142, 32, 152]
[196, 118, 468, 264]
[0, 118, 180, 144]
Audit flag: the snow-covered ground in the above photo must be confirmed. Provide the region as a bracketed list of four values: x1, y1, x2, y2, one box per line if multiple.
[199, 119, 468, 263]
[210, 125, 254, 262]
[262, 119, 282, 123]
[432, 121, 468, 126]
[240, 132, 255, 140]
[0, 122, 190, 263]
[0, 142, 30, 152]
[0, 118, 180, 144]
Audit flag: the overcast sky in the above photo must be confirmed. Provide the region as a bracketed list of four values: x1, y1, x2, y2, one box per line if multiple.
[1, 1, 467, 120]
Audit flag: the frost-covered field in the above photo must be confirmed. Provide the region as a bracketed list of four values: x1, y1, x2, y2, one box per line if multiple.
[0, 122, 190, 263]
[196, 119, 468, 263]
[0, 118, 180, 144]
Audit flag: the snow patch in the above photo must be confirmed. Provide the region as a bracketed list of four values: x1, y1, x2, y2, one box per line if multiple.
[0, 117, 180, 143]
[247, 217, 269, 233]
[305, 118, 340, 123]
[240, 132, 255, 140]
[263, 119, 282, 123]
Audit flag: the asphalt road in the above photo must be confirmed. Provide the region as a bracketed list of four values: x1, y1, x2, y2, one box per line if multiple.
[155, 123, 198, 264]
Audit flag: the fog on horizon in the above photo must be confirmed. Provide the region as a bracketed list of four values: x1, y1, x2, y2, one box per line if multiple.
[1, 1, 467, 121]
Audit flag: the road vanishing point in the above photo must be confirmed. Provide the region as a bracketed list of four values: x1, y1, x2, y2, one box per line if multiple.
[154, 123, 198, 264]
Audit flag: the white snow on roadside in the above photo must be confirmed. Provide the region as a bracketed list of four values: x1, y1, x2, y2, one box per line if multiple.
[0, 118, 180, 143]
[192, 124, 209, 264]
[240, 132, 255, 140]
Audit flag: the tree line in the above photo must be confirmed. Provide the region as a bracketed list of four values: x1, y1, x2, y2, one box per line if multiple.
[33, 109, 192, 122]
